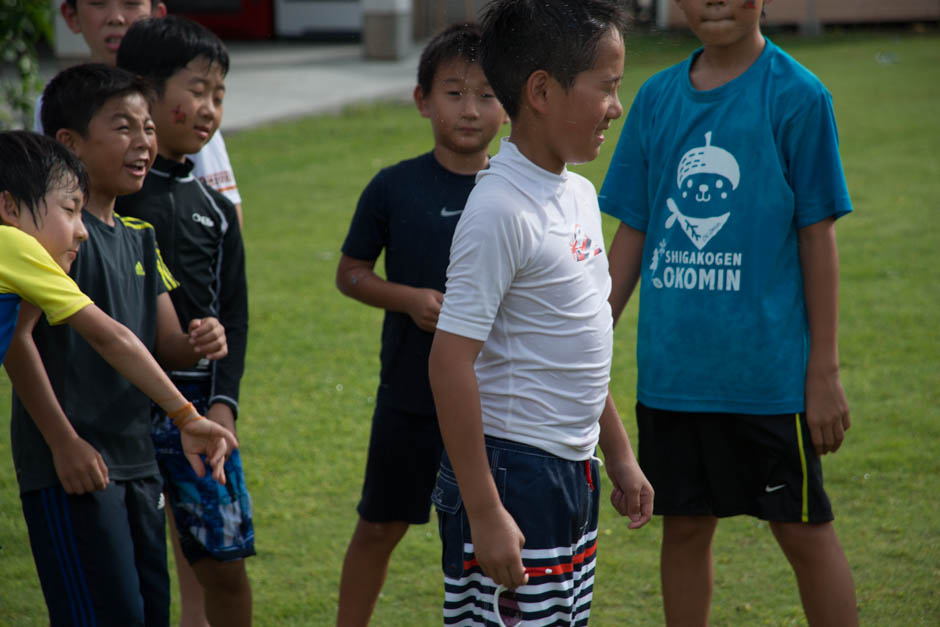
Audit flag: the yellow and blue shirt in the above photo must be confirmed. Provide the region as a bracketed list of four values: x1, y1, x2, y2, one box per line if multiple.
[0, 226, 92, 364]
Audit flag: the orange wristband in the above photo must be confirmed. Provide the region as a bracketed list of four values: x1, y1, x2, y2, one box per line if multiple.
[167, 402, 204, 429]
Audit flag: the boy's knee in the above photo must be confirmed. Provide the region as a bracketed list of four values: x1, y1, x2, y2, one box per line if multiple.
[193, 558, 250, 595]
[770, 520, 837, 552]
[662, 515, 718, 547]
[352, 518, 410, 551]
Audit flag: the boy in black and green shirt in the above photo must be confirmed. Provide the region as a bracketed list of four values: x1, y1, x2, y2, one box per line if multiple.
[8, 64, 235, 625]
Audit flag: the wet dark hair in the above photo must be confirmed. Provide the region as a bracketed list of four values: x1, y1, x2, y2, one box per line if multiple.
[116, 15, 229, 94]
[480, 0, 628, 119]
[417, 22, 484, 95]
[0, 131, 88, 227]
[41, 63, 154, 138]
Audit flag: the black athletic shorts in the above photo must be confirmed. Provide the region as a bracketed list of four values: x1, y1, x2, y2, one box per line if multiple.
[357, 403, 444, 525]
[636, 402, 834, 522]
[20, 478, 169, 626]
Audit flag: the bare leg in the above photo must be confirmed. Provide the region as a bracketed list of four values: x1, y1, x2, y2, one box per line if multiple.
[661, 515, 718, 627]
[167, 509, 210, 627]
[770, 521, 857, 626]
[336, 518, 410, 627]
[190, 557, 252, 627]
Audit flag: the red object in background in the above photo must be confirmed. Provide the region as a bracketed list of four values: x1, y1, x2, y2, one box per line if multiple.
[168, 0, 273, 40]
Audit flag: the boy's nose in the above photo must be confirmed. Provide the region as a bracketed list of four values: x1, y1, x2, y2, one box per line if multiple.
[461, 98, 479, 118]
[131, 128, 152, 150]
[198, 98, 221, 122]
[74, 218, 88, 243]
[105, 10, 127, 25]
[609, 92, 624, 119]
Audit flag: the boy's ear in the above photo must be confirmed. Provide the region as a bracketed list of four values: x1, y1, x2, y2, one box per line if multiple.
[523, 70, 552, 116]
[55, 128, 81, 155]
[0, 191, 23, 227]
[60, 1, 81, 34]
[414, 85, 431, 119]
[152, 2, 167, 17]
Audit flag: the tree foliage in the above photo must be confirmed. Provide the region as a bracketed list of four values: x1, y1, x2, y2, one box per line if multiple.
[0, 0, 52, 129]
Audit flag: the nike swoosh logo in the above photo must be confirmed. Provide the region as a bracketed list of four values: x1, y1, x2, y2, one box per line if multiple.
[440, 207, 463, 217]
[764, 484, 786, 493]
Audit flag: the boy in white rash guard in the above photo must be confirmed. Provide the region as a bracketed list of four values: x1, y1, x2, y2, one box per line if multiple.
[428, 1, 653, 624]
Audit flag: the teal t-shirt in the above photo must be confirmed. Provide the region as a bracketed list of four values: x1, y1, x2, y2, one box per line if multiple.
[599, 39, 852, 414]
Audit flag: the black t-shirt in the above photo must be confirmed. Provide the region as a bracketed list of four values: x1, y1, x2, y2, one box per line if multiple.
[11, 212, 174, 492]
[116, 156, 248, 415]
[342, 152, 477, 415]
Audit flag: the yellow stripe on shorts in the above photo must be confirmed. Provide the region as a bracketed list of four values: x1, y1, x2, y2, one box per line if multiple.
[794, 414, 809, 522]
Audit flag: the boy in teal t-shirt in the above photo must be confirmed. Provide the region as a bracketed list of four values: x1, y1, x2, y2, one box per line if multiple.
[599, 0, 857, 624]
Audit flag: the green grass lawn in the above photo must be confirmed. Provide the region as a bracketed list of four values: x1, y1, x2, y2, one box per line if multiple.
[1, 28, 938, 625]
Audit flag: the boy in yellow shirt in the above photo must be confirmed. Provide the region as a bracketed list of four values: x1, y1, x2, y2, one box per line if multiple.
[1, 128, 235, 624]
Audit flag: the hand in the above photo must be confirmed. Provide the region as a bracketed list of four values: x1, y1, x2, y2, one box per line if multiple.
[805, 366, 850, 455]
[468, 505, 529, 590]
[607, 457, 654, 529]
[179, 416, 239, 484]
[408, 288, 444, 333]
[51, 434, 109, 494]
[188, 317, 227, 360]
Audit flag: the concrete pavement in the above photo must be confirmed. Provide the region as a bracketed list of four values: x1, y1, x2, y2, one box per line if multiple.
[220, 41, 422, 132]
[33, 41, 422, 133]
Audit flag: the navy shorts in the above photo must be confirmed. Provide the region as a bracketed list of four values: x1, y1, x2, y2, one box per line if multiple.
[432, 437, 600, 626]
[357, 403, 443, 524]
[21, 478, 169, 626]
[636, 402, 834, 522]
[152, 380, 255, 564]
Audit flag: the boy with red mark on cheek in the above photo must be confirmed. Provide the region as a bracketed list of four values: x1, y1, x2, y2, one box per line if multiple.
[38, 0, 245, 228]
[116, 16, 254, 627]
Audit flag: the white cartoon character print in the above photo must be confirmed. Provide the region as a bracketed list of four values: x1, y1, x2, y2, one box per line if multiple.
[666, 131, 740, 250]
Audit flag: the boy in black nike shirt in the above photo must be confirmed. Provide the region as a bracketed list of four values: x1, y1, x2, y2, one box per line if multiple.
[115, 16, 254, 627]
[334, 24, 507, 626]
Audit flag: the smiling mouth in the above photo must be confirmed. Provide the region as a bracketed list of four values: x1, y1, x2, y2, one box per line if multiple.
[125, 159, 149, 176]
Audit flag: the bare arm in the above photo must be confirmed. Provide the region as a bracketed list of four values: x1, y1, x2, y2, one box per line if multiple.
[4, 303, 109, 493]
[153, 292, 227, 370]
[607, 223, 646, 326]
[598, 392, 653, 528]
[206, 402, 235, 434]
[428, 329, 528, 590]
[336, 253, 444, 333]
[65, 303, 238, 481]
[799, 218, 850, 455]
